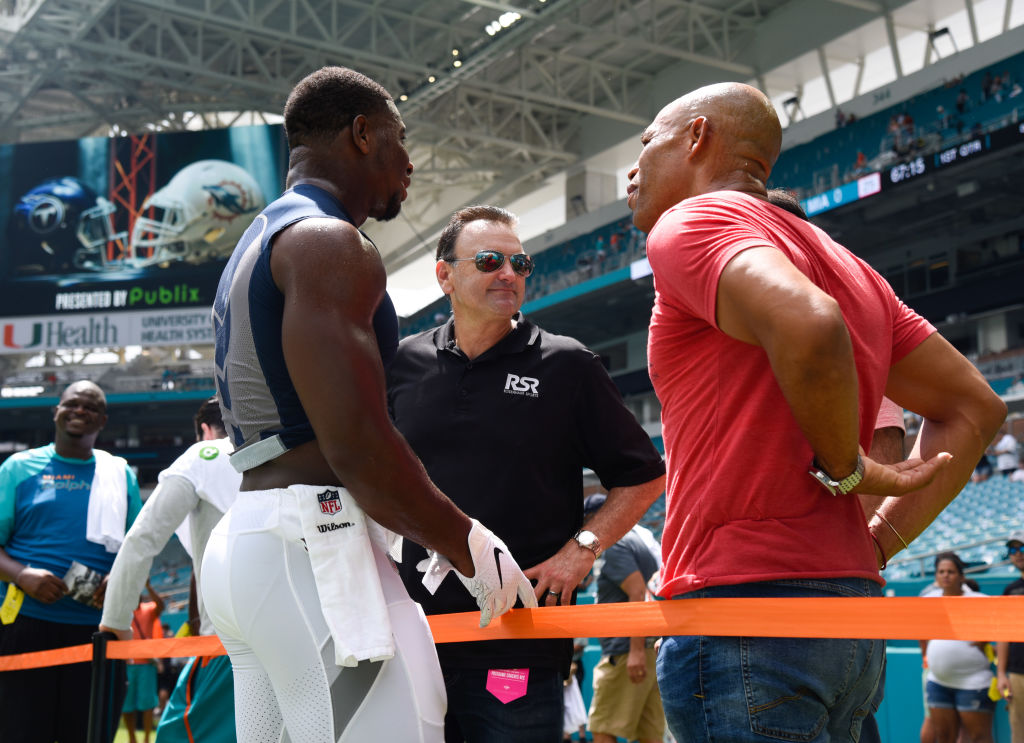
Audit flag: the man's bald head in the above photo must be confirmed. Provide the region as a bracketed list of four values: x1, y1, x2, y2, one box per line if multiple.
[60, 380, 106, 408]
[627, 82, 782, 232]
[673, 82, 782, 180]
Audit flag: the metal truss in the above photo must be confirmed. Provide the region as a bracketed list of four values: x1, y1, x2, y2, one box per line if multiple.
[0, 0, 902, 267]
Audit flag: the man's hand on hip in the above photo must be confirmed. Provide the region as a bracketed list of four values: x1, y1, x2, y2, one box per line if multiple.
[854, 450, 952, 497]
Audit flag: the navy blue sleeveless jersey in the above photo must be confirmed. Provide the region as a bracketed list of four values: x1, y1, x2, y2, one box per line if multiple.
[212, 183, 399, 456]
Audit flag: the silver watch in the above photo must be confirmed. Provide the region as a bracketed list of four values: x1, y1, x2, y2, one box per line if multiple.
[808, 454, 865, 496]
[573, 529, 602, 558]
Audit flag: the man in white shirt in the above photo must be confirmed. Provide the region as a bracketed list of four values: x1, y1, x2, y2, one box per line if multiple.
[101, 398, 241, 743]
[993, 428, 1019, 477]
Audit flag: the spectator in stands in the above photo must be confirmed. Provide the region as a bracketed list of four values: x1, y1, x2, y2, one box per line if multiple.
[1011, 458, 1024, 483]
[100, 397, 241, 743]
[991, 74, 1004, 103]
[957, 88, 970, 114]
[997, 531, 1024, 743]
[0, 380, 142, 743]
[120, 580, 165, 743]
[585, 494, 665, 743]
[626, 81, 1006, 743]
[991, 425, 1019, 476]
[983, 71, 993, 102]
[973, 454, 995, 482]
[854, 149, 868, 174]
[921, 552, 995, 743]
[387, 204, 666, 743]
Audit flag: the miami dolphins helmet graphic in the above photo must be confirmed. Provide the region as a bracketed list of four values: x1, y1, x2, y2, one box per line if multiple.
[129, 159, 265, 267]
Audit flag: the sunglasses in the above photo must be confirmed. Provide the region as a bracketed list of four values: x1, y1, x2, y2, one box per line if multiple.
[1009, 545, 1024, 556]
[448, 250, 534, 277]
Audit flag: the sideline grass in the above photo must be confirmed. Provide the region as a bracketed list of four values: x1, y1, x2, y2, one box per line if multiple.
[111, 720, 159, 743]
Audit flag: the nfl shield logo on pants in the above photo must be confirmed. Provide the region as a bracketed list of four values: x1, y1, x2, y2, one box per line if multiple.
[317, 489, 342, 515]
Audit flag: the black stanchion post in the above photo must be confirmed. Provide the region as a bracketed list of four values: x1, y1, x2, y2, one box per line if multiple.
[87, 630, 124, 743]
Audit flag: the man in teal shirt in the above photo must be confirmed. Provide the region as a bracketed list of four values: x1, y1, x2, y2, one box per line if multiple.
[0, 380, 142, 743]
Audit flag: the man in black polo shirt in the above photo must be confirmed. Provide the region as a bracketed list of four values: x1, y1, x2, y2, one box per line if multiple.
[997, 530, 1024, 742]
[387, 205, 665, 743]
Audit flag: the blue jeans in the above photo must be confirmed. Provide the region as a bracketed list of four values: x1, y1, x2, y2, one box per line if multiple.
[658, 577, 884, 743]
[926, 680, 996, 712]
[442, 666, 564, 743]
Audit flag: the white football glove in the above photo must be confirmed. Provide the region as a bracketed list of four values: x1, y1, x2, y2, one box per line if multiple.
[418, 519, 538, 627]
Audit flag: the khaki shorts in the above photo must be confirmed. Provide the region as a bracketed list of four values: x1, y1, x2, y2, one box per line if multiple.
[587, 647, 665, 741]
[1008, 672, 1024, 743]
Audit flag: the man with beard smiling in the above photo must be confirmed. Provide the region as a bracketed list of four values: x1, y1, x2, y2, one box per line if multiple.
[204, 68, 535, 743]
[0, 380, 142, 743]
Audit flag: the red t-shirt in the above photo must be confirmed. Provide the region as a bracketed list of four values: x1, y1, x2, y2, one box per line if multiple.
[646, 191, 934, 597]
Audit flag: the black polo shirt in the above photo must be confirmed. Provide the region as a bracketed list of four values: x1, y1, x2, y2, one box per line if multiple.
[387, 314, 665, 673]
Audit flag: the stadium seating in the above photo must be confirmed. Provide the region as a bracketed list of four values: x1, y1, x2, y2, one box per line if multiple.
[886, 476, 1024, 580]
[770, 49, 1024, 198]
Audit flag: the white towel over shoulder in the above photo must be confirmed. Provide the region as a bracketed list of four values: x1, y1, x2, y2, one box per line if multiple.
[85, 449, 129, 553]
[293, 485, 395, 667]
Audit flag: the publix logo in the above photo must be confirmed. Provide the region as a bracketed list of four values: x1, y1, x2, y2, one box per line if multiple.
[198, 446, 220, 461]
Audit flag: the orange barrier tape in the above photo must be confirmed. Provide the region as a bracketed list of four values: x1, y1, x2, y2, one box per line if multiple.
[105, 635, 227, 661]
[2, 596, 1022, 671]
[430, 597, 1024, 643]
[0, 642, 92, 671]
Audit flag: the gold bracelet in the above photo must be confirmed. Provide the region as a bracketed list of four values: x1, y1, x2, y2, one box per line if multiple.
[875, 512, 910, 552]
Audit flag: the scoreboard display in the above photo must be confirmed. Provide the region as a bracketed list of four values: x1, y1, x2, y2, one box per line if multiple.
[802, 119, 1024, 217]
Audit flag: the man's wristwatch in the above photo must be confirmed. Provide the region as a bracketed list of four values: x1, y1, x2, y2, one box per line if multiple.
[808, 454, 865, 496]
[572, 529, 602, 559]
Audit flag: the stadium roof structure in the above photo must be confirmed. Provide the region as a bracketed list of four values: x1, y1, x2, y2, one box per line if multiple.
[0, 0, 1005, 275]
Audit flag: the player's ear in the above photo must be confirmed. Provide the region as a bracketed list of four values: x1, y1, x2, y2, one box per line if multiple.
[350, 114, 372, 155]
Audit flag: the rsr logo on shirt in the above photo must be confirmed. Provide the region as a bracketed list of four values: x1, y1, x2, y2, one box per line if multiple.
[504, 373, 539, 397]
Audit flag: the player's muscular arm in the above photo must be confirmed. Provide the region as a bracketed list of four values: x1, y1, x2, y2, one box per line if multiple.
[271, 220, 473, 575]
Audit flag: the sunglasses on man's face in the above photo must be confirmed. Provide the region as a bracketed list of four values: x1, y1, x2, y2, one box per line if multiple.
[448, 250, 534, 277]
[1009, 545, 1024, 556]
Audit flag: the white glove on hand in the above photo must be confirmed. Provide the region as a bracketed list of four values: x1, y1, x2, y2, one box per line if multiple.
[417, 519, 538, 627]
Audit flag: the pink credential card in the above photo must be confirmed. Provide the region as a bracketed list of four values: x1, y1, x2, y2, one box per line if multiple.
[485, 668, 529, 704]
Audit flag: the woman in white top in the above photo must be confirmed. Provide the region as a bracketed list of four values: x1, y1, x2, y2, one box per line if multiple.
[922, 552, 995, 743]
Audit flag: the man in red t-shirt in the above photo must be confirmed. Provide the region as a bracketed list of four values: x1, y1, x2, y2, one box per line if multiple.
[625, 82, 1006, 743]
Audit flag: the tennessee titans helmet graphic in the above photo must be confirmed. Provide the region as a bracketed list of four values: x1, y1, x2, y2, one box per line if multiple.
[9, 177, 125, 274]
[129, 159, 266, 268]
